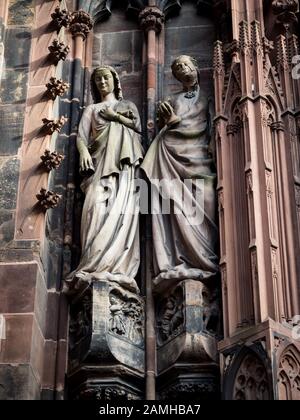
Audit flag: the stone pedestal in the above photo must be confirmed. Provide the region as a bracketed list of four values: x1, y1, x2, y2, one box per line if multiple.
[156, 280, 220, 400]
[68, 280, 145, 400]
[219, 319, 300, 400]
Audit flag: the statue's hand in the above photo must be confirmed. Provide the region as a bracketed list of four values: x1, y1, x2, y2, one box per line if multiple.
[158, 101, 181, 127]
[99, 106, 118, 121]
[79, 149, 94, 173]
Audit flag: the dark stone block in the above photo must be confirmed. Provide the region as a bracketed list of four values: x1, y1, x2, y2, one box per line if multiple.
[41, 388, 55, 400]
[30, 318, 45, 383]
[0, 364, 40, 400]
[165, 25, 214, 69]
[44, 292, 59, 340]
[0, 210, 14, 247]
[8, 0, 34, 26]
[0, 263, 37, 313]
[119, 73, 143, 116]
[166, 3, 213, 28]
[41, 340, 57, 389]
[0, 68, 29, 103]
[0, 248, 35, 262]
[0, 157, 20, 210]
[96, 31, 135, 74]
[0, 105, 25, 155]
[34, 269, 48, 335]
[5, 28, 31, 68]
[0, 314, 33, 363]
[94, 7, 138, 33]
[133, 31, 143, 73]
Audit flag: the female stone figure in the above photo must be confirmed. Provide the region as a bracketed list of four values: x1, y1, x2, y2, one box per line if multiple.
[65, 66, 143, 295]
[141, 55, 218, 291]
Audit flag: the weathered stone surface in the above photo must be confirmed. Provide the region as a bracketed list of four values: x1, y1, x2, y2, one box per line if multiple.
[0, 69, 29, 103]
[0, 263, 37, 314]
[0, 314, 33, 363]
[41, 340, 57, 389]
[30, 317, 45, 384]
[8, 0, 34, 26]
[5, 28, 31, 68]
[0, 365, 40, 400]
[165, 25, 214, 68]
[0, 106, 25, 155]
[0, 210, 14, 246]
[0, 157, 20, 210]
[96, 31, 134, 74]
[93, 7, 138, 33]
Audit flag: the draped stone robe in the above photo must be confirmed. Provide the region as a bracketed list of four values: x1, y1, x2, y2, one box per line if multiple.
[65, 99, 144, 294]
[141, 88, 219, 291]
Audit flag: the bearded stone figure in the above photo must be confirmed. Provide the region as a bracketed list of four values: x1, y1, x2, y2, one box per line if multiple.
[141, 55, 219, 291]
[65, 66, 144, 295]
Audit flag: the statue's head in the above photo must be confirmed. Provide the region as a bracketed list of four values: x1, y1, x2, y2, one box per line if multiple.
[171, 55, 199, 88]
[91, 65, 123, 103]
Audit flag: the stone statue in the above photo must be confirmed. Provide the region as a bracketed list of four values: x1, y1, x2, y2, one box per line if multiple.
[64, 66, 144, 295]
[141, 55, 219, 291]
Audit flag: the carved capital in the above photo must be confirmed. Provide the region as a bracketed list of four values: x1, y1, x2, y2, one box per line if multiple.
[70, 10, 94, 40]
[42, 116, 68, 135]
[51, 6, 72, 31]
[139, 6, 165, 34]
[226, 122, 240, 135]
[271, 121, 285, 131]
[36, 188, 62, 210]
[48, 39, 70, 65]
[40, 149, 64, 171]
[45, 77, 70, 100]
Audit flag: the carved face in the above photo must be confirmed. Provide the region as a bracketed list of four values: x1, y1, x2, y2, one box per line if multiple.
[172, 56, 198, 87]
[94, 68, 115, 98]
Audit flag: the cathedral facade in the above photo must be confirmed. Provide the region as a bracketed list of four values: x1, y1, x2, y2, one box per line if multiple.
[0, 0, 299, 400]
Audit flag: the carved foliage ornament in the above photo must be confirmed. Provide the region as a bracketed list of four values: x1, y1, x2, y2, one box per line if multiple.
[160, 381, 217, 400]
[48, 39, 70, 65]
[70, 10, 94, 39]
[42, 116, 68, 135]
[76, 386, 139, 401]
[40, 149, 64, 171]
[51, 6, 72, 31]
[139, 7, 165, 33]
[36, 188, 62, 210]
[45, 77, 70, 100]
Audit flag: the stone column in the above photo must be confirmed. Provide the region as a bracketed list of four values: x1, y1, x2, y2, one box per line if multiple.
[139, 3, 165, 400]
[217, 0, 300, 400]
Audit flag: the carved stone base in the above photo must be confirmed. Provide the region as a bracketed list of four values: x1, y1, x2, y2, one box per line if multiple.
[156, 280, 220, 400]
[157, 365, 220, 401]
[68, 280, 145, 400]
[69, 366, 144, 401]
[219, 319, 300, 400]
